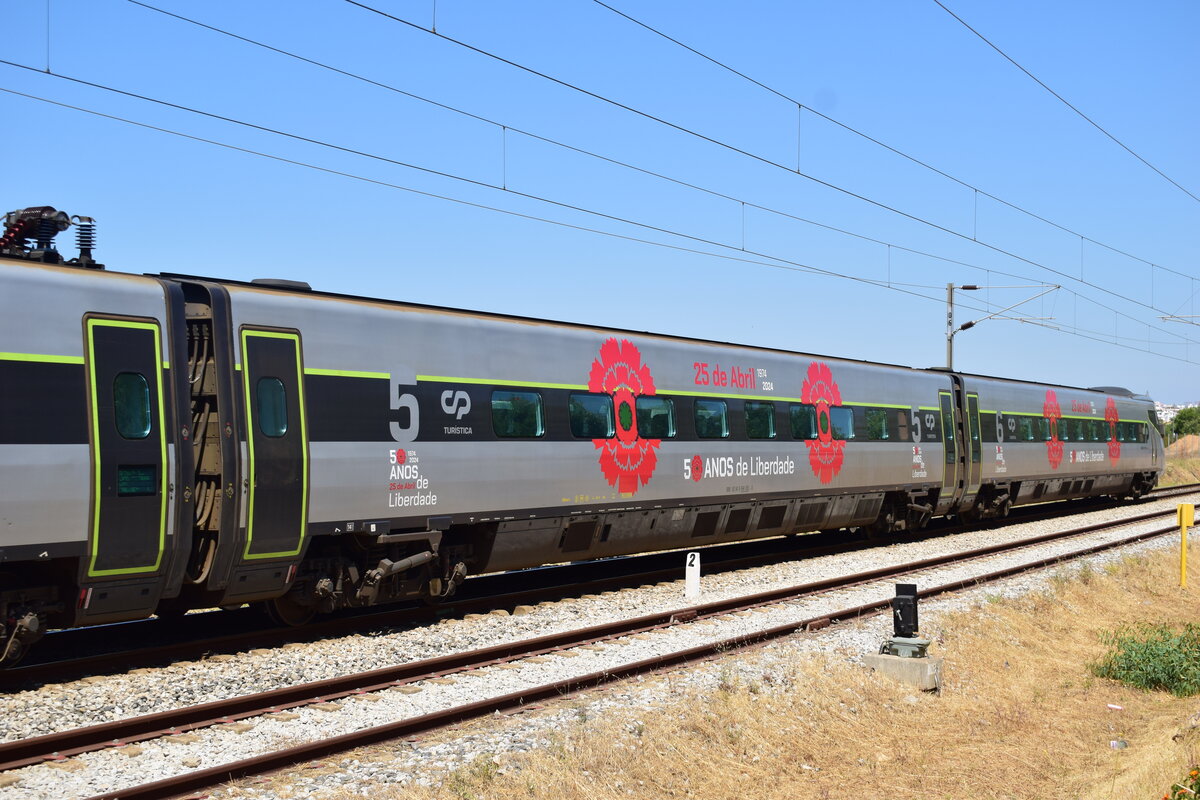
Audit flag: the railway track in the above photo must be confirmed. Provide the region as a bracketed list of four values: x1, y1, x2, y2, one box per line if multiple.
[4, 482, 1195, 689]
[2, 500, 1192, 800]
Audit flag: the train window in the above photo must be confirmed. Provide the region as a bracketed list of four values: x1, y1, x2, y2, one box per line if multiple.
[1092, 420, 1106, 442]
[491, 390, 545, 438]
[636, 397, 676, 438]
[789, 404, 817, 440]
[1018, 417, 1034, 442]
[745, 401, 776, 439]
[695, 399, 729, 439]
[1149, 409, 1165, 440]
[256, 377, 288, 437]
[113, 372, 152, 439]
[569, 393, 614, 439]
[830, 407, 855, 440]
[979, 412, 997, 444]
[865, 408, 888, 441]
[1139, 422, 1149, 443]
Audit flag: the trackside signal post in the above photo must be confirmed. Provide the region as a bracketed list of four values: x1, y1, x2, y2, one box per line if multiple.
[1180, 503, 1193, 588]
[864, 584, 942, 691]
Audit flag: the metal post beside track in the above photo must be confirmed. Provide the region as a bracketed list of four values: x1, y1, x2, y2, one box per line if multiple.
[1180, 503, 1193, 588]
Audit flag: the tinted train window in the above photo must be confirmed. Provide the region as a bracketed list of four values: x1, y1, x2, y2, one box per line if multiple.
[790, 404, 817, 439]
[865, 408, 888, 441]
[745, 401, 775, 439]
[695, 399, 729, 439]
[979, 411, 997, 443]
[569, 393, 614, 439]
[256, 377, 288, 437]
[113, 372, 152, 439]
[830, 407, 855, 440]
[636, 397, 676, 438]
[491, 390, 544, 438]
[1018, 417, 1034, 441]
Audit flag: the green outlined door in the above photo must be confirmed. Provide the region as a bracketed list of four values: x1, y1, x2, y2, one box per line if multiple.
[86, 318, 168, 577]
[241, 329, 308, 560]
[965, 393, 982, 494]
[939, 390, 959, 499]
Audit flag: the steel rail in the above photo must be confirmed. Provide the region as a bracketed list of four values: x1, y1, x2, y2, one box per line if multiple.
[78, 510, 1180, 800]
[8, 485, 1191, 687]
[1, 505, 1182, 781]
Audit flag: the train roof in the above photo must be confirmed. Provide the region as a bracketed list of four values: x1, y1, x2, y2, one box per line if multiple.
[159, 269, 1156, 403]
[0, 253, 1155, 404]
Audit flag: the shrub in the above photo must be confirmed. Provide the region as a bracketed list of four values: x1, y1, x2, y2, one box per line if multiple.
[1091, 623, 1200, 697]
[1165, 766, 1200, 799]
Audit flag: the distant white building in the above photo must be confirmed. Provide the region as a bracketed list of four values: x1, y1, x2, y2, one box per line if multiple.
[1157, 401, 1198, 426]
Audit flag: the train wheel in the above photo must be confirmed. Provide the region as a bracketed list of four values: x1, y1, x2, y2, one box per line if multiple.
[262, 595, 316, 627]
[0, 638, 27, 668]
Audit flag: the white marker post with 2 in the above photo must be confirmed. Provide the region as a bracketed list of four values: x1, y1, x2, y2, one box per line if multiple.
[685, 551, 701, 600]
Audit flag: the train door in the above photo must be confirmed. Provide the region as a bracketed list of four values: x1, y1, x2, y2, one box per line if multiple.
[938, 390, 960, 506]
[965, 392, 982, 494]
[84, 317, 169, 578]
[240, 329, 309, 560]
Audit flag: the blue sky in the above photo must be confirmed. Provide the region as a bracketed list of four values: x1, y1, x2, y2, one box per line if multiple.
[4, 1, 1197, 401]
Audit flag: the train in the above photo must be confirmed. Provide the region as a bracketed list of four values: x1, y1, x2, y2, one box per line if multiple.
[0, 206, 1165, 665]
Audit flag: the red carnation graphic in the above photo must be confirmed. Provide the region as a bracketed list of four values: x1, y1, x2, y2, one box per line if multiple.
[1043, 390, 1063, 470]
[1105, 397, 1121, 463]
[801, 361, 845, 484]
[588, 338, 659, 494]
[690, 454, 704, 482]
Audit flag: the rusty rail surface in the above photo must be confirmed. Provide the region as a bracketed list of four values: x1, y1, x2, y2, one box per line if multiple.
[0, 506, 1182, 797]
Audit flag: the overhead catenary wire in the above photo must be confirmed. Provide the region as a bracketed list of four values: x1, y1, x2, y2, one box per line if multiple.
[931, 0, 1200, 205]
[3, 52, 1193, 357]
[113, 1, 1177, 337]
[1, 83, 1191, 365]
[0, 85, 936, 302]
[340, 0, 1198, 330]
[591, 0, 1198, 283]
[119, 1, 1198, 348]
[107, 0, 1199, 353]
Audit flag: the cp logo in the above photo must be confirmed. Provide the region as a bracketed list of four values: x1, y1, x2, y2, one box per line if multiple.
[440, 390, 471, 420]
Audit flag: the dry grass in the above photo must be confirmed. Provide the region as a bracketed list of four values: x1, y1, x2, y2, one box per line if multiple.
[1163, 458, 1200, 488]
[1164, 436, 1200, 487]
[315, 547, 1200, 800]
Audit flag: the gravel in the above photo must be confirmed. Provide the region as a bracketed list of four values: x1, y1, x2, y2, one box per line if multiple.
[1, 493, 1195, 799]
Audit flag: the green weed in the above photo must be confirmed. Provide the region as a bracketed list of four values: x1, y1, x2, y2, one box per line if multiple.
[1091, 623, 1200, 696]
